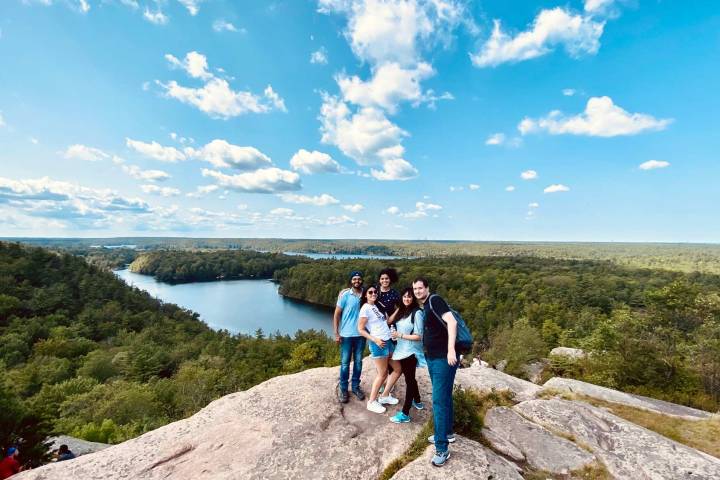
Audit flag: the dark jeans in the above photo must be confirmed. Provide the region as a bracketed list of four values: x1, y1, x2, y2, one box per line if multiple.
[339, 336, 366, 392]
[399, 355, 421, 415]
[427, 355, 458, 453]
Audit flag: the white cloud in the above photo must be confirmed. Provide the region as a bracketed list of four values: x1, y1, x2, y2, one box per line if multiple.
[639, 160, 670, 170]
[186, 140, 272, 170]
[449, 185, 464, 192]
[485, 133, 505, 145]
[585, 0, 615, 13]
[165, 51, 212, 80]
[126, 138, 186, 162]
[158, 52, 286, 119]
[562, 88, 576, 96]
[337, 62, 448, 113]
[143, 8, 168, 25]
[202, 167, 301, 193]
[544, 184, 570, 193]
[141, 184, 181, 197]
[29, 137, 39, 144]
[469, 184, 480, 190]
[62, 144, 109, 162]
[0, 176, 151, 228]
[121, 164, 171, 182]
[318, 0, 466, 67]
[416, 201, 441, 211]
[186, 185, 219, 198]
[177, 0, 203, 16]
[319, 94, 418, 181]
[471, 7, 605, 68]
[385, 206, 400, 215]
[505, 185, 515, 192]
[119, 0, 139, 9]
[289, 149, 341, 174]
[343, 203, 364, 213]
[159, 78, 285, 119]
[212, 19, 241, 33]
[0, 113, 5, 127]
[278, 193, 340, 206]
[520, 96, 672, 137]
[521, 169, 538, 180]
[270, 207, 295, 217]
[529, 202, 540, 208]
[310, 47, 329, 65]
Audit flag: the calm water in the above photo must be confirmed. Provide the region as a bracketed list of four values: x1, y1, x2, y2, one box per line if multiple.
[114, 269, 333, 336]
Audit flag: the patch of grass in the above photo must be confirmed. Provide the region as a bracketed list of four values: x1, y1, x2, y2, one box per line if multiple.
[378, 388, 516, 480]
[577, 395, 720, 458]
[522, 461, 611, 480]
[536, 388, 574, 401]
[378, 420, 434, 480]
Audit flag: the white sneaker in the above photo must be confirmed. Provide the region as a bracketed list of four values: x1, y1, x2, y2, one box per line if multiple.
[379, 394, 399, 405]
[367, 400, 387, 414]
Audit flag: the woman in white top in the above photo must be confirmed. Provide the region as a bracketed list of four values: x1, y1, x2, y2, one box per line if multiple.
[358, 286, 402, 414]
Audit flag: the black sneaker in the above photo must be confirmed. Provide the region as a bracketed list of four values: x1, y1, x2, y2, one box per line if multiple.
[352, 387, 366, 401]
[338, 388, 349, 403]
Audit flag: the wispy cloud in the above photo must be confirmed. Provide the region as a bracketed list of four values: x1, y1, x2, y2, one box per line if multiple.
[519, 96, 672, 137]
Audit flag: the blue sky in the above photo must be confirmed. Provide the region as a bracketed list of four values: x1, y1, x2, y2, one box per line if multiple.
[1, 0, 718, 241]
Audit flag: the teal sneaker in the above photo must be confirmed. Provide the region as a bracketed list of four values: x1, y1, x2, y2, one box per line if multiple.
[412, 400, 425, 410]
[431, 450, 450, 467]
[390, 412, 411, 423]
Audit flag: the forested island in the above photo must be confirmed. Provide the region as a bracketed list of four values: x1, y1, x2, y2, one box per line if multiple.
[0, 242, 337, 467]
[128, 250, 305, 283]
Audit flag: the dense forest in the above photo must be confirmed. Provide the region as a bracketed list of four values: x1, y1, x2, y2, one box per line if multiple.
[0, 242, 337, 467]
[277, 257, 720, 411]
[128, 250, 306, 283]
[9, 237, 720, 275]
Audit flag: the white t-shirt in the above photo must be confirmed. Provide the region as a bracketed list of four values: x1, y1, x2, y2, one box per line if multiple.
[360, 303, 391, 340]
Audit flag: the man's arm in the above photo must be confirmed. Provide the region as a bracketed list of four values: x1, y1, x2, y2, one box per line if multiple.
[333, 306, 343, 343]
[442, 311, 458, 366]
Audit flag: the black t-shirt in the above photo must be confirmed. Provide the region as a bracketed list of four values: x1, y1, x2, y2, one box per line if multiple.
[422, 295, 451, 359]
[377, 288, 400, 317]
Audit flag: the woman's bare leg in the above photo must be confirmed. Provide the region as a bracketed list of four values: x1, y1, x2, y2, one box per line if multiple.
[383, 359, 402, 395]
[369, 357, 389, 402]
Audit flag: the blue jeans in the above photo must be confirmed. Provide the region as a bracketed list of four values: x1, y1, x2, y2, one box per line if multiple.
[339, 336, 367, 392]
[427, 356, 458, 453]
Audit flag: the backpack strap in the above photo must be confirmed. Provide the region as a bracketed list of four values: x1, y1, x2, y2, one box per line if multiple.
[427, 294, 446, 328]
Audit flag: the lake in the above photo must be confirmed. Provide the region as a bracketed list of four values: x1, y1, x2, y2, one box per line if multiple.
[114, 269, 334, 336]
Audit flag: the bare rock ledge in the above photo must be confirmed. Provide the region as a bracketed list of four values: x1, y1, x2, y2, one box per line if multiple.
[542, 377, 715, 420]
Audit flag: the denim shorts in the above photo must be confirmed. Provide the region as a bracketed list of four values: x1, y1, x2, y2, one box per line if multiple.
[369, 339, 394, 358]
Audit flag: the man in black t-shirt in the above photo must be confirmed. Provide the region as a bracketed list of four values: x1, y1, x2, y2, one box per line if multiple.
[413, 277, 458, 468]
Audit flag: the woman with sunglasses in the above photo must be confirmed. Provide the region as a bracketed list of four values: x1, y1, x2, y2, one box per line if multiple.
[358, 286, 402, 414]
[389, 287, 426, 423]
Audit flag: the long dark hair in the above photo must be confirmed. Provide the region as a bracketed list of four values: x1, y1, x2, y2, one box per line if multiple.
[360, 285, 379, 308]
[396, 287, 419, 320]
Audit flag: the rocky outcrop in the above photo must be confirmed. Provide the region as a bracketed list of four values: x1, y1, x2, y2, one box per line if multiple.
[484, 407, 595, 474]
[16, 358, 433, 480]
[48, 436, 109, 457]
[456, 363, 541, 401]
[542, 377, 715, 420]
[389, 436, 523, 480]
[515, 398, 720, 479]
[549, 347, 586, 359]
[521, 359, 548, 384]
